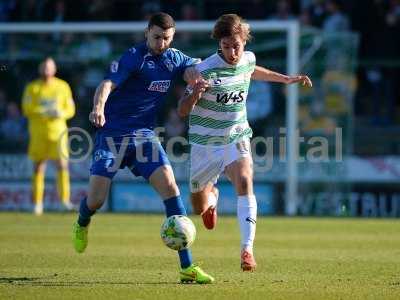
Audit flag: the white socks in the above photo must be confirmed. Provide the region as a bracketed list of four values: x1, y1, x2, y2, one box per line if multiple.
[208, 191, 217, 208]
[237, 194, 257, 252]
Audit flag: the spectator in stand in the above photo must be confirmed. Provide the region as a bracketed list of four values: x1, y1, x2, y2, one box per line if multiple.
[51, 0, 67, 42]
[269, 0, 295, 20]
[181, 3, 199, 20]
[322, 0, 350, 71]
[304, 0, 327, 27]
[141, 1, 161, 20]
[0, 102, 27, 143]
[0, 89, 7, 120]
[76, 33, 112, 60]
[323, 0, 350, 32]
[87, 0, 110, 21]
[53, 0, 66, 23]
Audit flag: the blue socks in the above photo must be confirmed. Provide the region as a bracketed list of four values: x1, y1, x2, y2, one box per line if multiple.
[77, 195, 193, 269]
[164, 195, 187, 216]
[164, 196, 193, 269]
[77, 197, 96, 227]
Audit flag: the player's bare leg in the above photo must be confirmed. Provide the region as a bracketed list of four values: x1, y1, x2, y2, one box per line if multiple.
[32, 160, 47, 215]
[149, 165, 214, 284]
[73, 175, 111, 253]
[191, 183, 219, 230]
[149, 165, 180, 199]
[225, 157, 257, 271]
[53, 158, 72, 210]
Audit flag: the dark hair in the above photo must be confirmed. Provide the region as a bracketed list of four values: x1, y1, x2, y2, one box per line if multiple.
[148, 12, 175, 30]
[211, 14, 251, 41]
[328, 0, 343, 10]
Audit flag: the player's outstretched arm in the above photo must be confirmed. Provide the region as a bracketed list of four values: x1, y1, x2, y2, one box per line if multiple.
[251, 65, 312, 87]
[177, 79, 209, 117]
[89, 79, 116, 127]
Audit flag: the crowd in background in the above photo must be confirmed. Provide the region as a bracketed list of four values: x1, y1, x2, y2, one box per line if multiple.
[0, 0, 399, 155]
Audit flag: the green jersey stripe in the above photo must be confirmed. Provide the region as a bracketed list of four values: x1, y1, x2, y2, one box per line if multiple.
[189, 114, 247, 129]
[196, 98, 245, 112]
[189, 127, 253, 145]
[201, 62, 255, 79]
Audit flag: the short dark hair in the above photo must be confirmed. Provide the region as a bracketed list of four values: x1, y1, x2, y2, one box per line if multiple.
[211, 14, 251, 41]
[148, 12, 175, 30]
[328, 0, 343, 10]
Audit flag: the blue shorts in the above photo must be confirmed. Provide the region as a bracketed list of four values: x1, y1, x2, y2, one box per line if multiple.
[90, 132, 170, 180]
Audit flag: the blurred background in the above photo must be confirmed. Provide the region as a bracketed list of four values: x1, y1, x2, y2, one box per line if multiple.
[0, 0, 399, 217]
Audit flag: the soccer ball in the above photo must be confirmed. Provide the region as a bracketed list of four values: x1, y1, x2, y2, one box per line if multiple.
[160, 215, 196, 251]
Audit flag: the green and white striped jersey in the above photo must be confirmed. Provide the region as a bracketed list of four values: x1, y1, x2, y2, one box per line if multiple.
[188, 51, 256, 146]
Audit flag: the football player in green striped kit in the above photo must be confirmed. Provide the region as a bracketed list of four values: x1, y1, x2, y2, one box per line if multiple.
[178, 14, 312, 271]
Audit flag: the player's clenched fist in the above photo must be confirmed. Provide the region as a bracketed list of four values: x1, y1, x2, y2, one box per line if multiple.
[89, 110, 105, 127]
[286, 75, 313, 87]
[192, 79, 209, 100]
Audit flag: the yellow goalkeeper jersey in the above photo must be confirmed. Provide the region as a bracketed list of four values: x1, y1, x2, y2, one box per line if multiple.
[22, 77, 75, 141]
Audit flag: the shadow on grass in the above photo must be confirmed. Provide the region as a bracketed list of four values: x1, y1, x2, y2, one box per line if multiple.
[0, 277, 39, 283]
[13, 281, 182, 286]
[0, 276, 186, 286]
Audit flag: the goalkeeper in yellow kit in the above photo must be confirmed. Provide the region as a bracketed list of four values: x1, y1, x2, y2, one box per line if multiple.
[22, 57, 75, 215]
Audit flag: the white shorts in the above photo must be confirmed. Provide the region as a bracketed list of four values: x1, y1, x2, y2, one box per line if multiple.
[189, 139, 251, 192]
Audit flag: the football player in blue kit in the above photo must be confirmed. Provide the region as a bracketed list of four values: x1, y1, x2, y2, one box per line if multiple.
[72, 12, 214, 284]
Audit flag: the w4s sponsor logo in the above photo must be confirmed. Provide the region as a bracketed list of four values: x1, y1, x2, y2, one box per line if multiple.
[216, 90, 245, 104]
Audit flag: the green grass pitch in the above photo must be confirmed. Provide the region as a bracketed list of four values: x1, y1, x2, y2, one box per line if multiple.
[0, 213, 399, 299]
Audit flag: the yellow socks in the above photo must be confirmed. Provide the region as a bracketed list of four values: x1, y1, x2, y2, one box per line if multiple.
[57, 169, 70, 205]
[32, 171, 45, 206]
